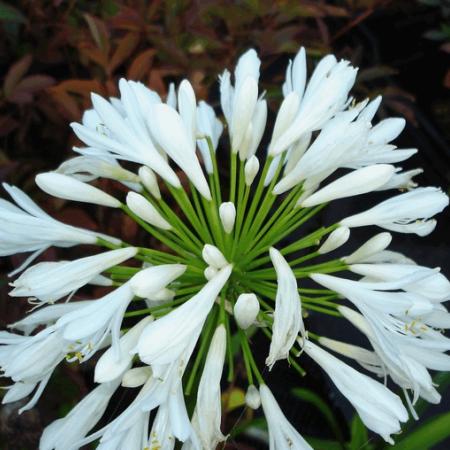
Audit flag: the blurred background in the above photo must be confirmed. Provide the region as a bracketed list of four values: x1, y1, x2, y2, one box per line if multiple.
[0, 0, 449, 449]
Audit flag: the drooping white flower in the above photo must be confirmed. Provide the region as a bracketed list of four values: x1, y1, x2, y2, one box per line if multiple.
[10, 247, 137, 302]
[35, 172, 121, 208]
[234, 293, 260, 329]
[56, 283, 136, 361]
[318, 226, 350, 254]
[9, 301, 92, 335]
[260, 384, 312, 450]
[312, 273, 450, 403]
[219, 202, 236, 234]
[376, 168, 423, 191]
[190, 325, 227, 449]
[0, 327, 65, 412]
[95, 316, 153, 383]
[302, 340, 408, 443]
[40, 380, 120, 450]
[149, 103, 211, 200]
[196, 100, 224, 173]
[0, 184, 107, 273]
[137, 265, 232, 365]
[56, 155, 139, 185]
[126, 191, 172, 230]
[341, 187, 449, 235]
[266, 247, 304, 368]
[148, 403, 176, 450]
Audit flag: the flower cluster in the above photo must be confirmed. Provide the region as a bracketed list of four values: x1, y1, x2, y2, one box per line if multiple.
[1, 47, 449, 450]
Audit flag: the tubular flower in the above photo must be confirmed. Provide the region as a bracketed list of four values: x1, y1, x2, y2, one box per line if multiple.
[1, 47, 448, 450]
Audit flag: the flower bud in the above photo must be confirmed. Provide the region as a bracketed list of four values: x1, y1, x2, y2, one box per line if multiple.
[318, 226, 350, 254]
[202, 244, 228, 269]
[138, 166, 161, 199]
[130, 264, 186, 298]
[219, 202, 236, 234]
[204, 266, 218, 280]
[234, 293, 260, 329]
[121, 366, 152, 388]
[343, 232, 392, 264]
[244, 155, 259, 186]
[35, 172, 121, 208]
[245, 384, 261, 409]
[126, 192, 171, 230]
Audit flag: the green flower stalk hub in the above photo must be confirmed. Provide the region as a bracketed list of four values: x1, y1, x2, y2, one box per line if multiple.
[1, 47, 449, 450]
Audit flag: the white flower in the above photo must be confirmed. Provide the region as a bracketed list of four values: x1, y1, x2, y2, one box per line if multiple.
[95, 316, 153, 383]
[299, 164, 395, 207]
[302, 340, 408, 443]
[40, 381, 119, 450]
[9, 301, 91, 335]
[149, 103, 211, 200]
[0, 327, 65, 412]
[55, 283, 135, 361]
[56, 155, 139, 184]
[190, 325, 227, 449]
[0, 184, 106, 274]
[318, 226, 350, 254]
[137, 265, 232, 365]
[266, 248, 304, 369]
[219, 202, 236, 234]
[10, 247, 137, 302]
[271, 52, 357, 155]
[196, 101, 223, 174]
[71, 82, 181, 188]
[220, 49, 260, 152]
[126, 191, 172, 230]
[341, 187, 449, 235]
[130, 264, 186, 299]
[148, 403, 176, 450]
[312, 273, 450, 403]
[35, 172, 121, 208]
[260, 384, 312, 450]
[376, 168, 423, 191]
[234, 293, 260, 329]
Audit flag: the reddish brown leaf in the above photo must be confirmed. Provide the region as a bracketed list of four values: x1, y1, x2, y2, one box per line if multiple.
[107, 32, 141, 76]
[83, 13, 110, 54]
[0, 115, 18, 137]
[126, 48, 156, 80]
[3, 54, 32, 97]
[7, 75, 55, 104]
[55, 79, 104, 97]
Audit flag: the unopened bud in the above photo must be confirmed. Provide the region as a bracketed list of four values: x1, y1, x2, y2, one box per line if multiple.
[234, 293, 260, 329]
[138, 166, 161, 199]
[126, 192, 171, 230]
[219, 202, 236, 234]
[202, 244, 228, 269]
[245, 156, 260, 186]
[318, 227, 350, 254]
[245, 384, 261, 409]
[204, 266, 218, 281]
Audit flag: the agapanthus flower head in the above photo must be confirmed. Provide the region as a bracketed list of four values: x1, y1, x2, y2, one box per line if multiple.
[1, 46, 449, 450]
